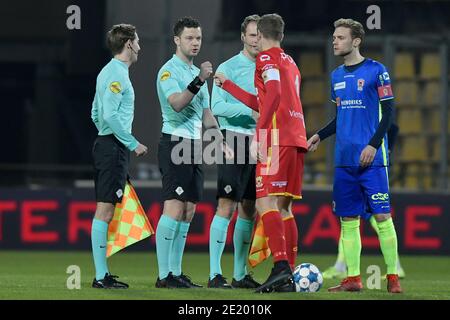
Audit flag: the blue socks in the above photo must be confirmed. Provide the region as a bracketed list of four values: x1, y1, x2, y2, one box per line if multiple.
[91, 219, 109, 280]
[156, 215, 179, 279]
[233, 217, 254, 281]
[209, 215, 230, 279]
[170, 221, 190, 276]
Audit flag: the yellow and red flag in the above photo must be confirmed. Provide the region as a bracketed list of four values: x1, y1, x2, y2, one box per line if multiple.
[106, 181, 154, 257]
[248, 218, 271, 267]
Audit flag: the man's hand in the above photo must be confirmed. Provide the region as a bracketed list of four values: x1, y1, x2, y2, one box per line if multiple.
[213, 72, 227, 88]
[307, 134, 321, 152]
[134, 143, 148, 157]
[359, 145, 377, 167]
[199, 61, 213, 82]
[220, 141, 234, 160]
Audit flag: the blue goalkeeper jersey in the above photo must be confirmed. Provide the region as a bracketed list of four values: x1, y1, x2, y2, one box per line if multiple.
[330, 58, 394, 167]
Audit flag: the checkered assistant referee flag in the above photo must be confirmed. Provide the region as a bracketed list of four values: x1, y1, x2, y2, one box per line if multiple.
[106, 181, 154, 257]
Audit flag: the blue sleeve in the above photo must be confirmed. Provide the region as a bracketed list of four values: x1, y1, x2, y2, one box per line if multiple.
[368, 98, 394, 149]
[330, 77, 337, 103]
[376, 63, 394, 101]
[211, 65, 253, 117]
[102, 78, 139, 151]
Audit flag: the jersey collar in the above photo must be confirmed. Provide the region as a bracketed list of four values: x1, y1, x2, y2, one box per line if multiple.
[172, 54, 195, 70]
[343, 58, 367, 73]
[239, 51, 255, 64]
[111, 58, 129, 71]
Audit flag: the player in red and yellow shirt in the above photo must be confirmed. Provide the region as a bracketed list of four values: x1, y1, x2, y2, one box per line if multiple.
[214, 13, 307, 293]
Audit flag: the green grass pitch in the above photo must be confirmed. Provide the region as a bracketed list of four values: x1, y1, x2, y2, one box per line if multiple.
[0, 251, 449, 300]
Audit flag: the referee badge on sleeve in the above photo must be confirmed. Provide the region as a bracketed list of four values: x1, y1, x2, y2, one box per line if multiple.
[160, 71, 171, 81]
[110, 81, 122, 94]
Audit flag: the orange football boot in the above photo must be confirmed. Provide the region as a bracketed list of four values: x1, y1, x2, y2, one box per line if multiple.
[387, 274, 403, 293]
[328, 275, 363, 292]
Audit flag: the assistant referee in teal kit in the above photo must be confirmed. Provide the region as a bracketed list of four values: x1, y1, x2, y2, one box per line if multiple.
[90, 24, 147, 289]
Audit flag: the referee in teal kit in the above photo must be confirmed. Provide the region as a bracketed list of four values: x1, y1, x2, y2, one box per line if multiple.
[154, 16, 233, 289]
[90, 24, 148, 289]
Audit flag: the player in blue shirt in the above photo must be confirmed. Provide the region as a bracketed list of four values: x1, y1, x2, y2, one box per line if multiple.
[307, 18, 402, 293]
[322, 121, 406, 281]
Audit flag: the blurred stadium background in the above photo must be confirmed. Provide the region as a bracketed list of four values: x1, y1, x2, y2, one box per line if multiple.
[0, 0, 449, 298]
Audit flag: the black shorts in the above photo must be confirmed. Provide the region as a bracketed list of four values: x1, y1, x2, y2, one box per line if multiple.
[92, 134, 130, 204]
[158, 133, 203, 203]
[217, 130, 256, 201]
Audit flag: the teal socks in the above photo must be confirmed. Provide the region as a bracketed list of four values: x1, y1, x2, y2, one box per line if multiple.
[233, 217, 254, 281]
[170, 221, 190, 276]
[91, 219, 110, 280]
[209, 215, 230, 279]
[156, 215, 179, 279]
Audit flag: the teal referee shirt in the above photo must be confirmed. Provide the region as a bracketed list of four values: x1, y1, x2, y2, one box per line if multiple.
[157, 54, 210, 139]
[91, 58, 139, 151]
[211, 52, 256, 135]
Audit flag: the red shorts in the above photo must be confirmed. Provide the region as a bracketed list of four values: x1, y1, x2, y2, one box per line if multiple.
[255, 146, 305, 199]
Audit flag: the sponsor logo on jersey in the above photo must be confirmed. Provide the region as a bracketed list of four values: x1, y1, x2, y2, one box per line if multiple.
[259, 54, 271, 62]
[334, 81, 346, 90]
[262, 64, 276, 72]
[271, 181, 287, 188]
[109, 81, 122, 94]
[371, 192, 389, 201]
[340, 99, 363, 106]
[339, 99, 365, 109]
[160, 71, 171, 81]
[289, 110, 304, 120]
[357, 78, 365, 91]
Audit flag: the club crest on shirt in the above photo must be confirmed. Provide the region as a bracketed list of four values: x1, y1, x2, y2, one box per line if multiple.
[256, 176, 263, 188]
[357, 78, 365, 91]
[160, 71, 171, 81]
[109, 81, 122, 94]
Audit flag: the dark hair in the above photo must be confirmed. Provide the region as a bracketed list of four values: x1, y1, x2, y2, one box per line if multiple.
[257, 14, 284, 41]
[106, 24, 136, 55]
[173, 16, 201, 37]
[334, 18, 365, 43]
[240, 14, 260, 34]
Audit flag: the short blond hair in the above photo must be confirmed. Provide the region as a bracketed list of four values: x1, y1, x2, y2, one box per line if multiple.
[334, 18, 365, 43]
[241, 14, 260, 34]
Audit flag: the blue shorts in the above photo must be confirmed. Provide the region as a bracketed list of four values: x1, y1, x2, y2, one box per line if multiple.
[333, 166, 391, 219]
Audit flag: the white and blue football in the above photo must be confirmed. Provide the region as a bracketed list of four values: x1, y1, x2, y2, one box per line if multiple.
[293, 263, 323, 292]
